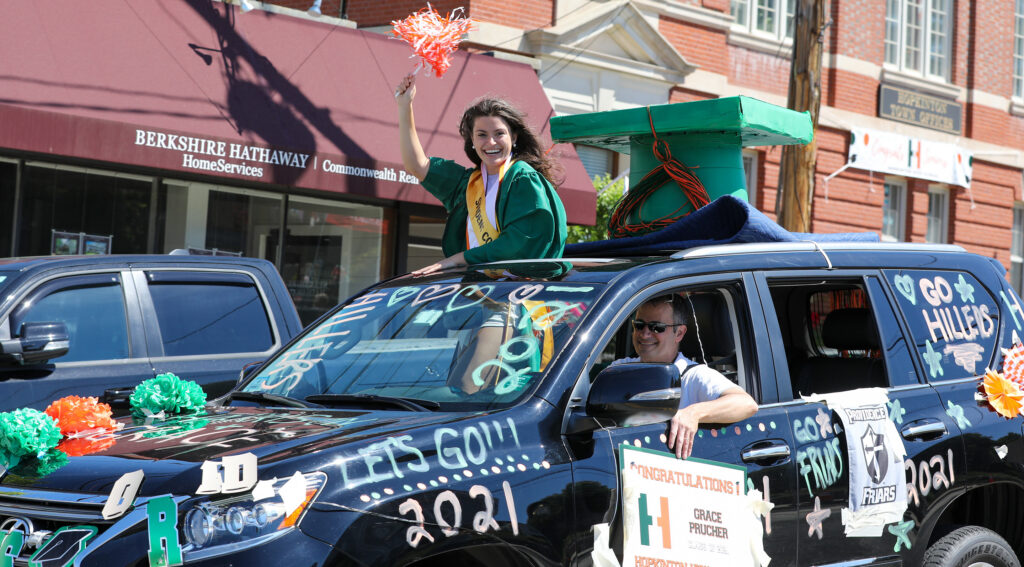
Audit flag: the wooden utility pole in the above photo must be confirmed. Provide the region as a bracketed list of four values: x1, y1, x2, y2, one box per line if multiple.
[776, 0, 827, 232]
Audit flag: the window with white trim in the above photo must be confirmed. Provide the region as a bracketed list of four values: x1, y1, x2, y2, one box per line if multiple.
[742, 150, 759, 207]
[1015, 0, 1024, 98]
[925, 185, 949, 243]
[576, 145, 614, 181]
[882, 179, 906, 242]
[731, 0, 795, 40]
[884, 0, 951, 81]
[1012, 203, 1024, 293]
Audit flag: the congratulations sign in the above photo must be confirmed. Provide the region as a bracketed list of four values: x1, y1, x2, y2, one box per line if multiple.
[848, 127, 972, 188]
[620, 445, 757, 567]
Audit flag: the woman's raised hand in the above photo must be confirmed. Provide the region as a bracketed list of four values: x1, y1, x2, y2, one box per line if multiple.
[394, 73, 416, 105]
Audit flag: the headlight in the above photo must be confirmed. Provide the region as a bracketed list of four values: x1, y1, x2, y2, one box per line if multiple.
[182, 471, 326, 561]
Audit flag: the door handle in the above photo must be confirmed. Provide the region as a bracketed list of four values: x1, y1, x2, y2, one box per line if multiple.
[741, 441, 791, 463]
[900, 420, 947, 441]
[102, 387, 135, 407]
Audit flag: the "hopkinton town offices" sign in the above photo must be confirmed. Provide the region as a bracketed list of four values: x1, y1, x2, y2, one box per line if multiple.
[878, 85, 962, 136]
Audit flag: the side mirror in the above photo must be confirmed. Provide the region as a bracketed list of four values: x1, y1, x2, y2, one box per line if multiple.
[585, 363, 680, 427]
[0, 322, 70, 365]
[238, 360, 264, 383]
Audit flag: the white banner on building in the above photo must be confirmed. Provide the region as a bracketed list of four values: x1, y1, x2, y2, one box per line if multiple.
[848, 127, 972, 188]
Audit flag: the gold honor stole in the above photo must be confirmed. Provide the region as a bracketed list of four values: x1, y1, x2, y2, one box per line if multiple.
[520, 299, 555, 372]
[466, 160, 515, 249]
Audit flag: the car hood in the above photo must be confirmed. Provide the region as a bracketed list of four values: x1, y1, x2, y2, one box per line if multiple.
[0, 406, 473, 495]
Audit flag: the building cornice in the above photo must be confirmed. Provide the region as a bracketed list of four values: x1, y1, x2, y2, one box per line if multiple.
[879, 67, 965, 102]
[527, 1, 696, 84]
[727, 29, 792, 57]
[632, 0, 734, 30]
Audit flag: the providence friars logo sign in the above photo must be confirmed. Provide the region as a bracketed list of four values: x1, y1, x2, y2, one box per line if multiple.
[860, 424, 888, 484]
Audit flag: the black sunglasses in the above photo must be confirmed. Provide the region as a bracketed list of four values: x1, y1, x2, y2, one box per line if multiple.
[631, 319, 683, 334]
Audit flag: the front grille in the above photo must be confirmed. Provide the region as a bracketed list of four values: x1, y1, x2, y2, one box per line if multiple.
[0, 488, 116, 566]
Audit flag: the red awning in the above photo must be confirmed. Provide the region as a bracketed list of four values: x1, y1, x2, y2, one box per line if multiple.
[0, 1, 595, 224]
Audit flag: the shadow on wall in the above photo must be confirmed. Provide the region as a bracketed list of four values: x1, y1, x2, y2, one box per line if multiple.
[187, 0, 371, 186]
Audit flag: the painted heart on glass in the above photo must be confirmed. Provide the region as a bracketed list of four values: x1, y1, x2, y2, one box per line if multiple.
[894, 274, 916, 305]
[387, 286, 419, 307]
[412, 284, 460, 306]
[447, 285, 495, 312]
[508, 284, 543, 304]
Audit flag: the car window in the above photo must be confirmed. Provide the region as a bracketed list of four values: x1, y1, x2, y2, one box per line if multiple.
[883, 269, 999, 382]
[0, 272, 14, 296]
[147, 277, 273, 356]
[245, 278, 600, 409]
[768, 278, 892, 397]
[10, 275, 129, 363]
[589, 282, 755, 405]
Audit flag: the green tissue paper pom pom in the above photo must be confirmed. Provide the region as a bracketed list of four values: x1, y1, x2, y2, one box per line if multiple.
[130, 372, 208, 417]
[0, 408, 62, 460]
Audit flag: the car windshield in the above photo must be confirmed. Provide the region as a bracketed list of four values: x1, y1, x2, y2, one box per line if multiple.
[0, 272, 12, 295]
[243, 276, 601, 409]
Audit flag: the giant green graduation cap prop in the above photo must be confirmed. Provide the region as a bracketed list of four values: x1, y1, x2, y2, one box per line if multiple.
[550, 96, 813, 228]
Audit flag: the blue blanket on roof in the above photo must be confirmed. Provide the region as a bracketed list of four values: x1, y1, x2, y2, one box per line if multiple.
[565, 195, 878, 256]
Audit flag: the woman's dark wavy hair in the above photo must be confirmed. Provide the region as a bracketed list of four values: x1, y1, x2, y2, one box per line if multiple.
[458, 98, 562, 187]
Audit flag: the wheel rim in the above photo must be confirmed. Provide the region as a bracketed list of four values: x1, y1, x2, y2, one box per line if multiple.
[966, 562, 997, 567]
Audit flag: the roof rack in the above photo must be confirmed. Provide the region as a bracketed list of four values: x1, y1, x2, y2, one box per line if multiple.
[670, 241, 965, 259]
[169, 248, 243, 257]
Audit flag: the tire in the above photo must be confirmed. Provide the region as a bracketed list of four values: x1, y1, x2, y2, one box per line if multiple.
[923, 526, 1020, 567]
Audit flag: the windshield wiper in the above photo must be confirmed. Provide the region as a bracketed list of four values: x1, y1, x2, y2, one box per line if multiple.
[229, 391, 315, 408]
[305, 394, 440, 412]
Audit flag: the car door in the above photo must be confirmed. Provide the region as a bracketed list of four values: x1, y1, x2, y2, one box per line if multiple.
[566, 273, 800, 566]
[130, 268, 283, 402]
[754, 271, 961, 566]
[0, 270, 152, 410]
[883, 267, 1017, 561]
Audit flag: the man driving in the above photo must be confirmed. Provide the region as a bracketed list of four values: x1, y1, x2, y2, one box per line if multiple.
[611, 294, 758, 459]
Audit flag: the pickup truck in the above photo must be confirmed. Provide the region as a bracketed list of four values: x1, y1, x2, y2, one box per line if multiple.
[0, 254, 303, 411]
[0, 238, 1021, 567]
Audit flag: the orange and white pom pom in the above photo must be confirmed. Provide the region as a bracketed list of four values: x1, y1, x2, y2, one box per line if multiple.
[392, 4, 475, 78]
[1002, 342, 1024, 387]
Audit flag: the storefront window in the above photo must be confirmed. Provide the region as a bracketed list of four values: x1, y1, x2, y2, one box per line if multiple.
[205, 189, 283, 256]
[406, 215, 445, 272]
[275, 196, 385, 325]
[17, 164, 153, 256]
[0, 160, 16, 256]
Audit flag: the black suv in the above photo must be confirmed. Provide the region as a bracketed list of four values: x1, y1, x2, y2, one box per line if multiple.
[0, 241, 1020, 567]
[0, 254, 302, 410]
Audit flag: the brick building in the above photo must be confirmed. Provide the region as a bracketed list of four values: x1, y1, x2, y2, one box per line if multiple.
[0, 0, 597, 324]
[276, 0, 1024, 294]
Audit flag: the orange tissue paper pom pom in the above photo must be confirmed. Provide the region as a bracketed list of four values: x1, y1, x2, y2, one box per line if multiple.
[44, 396, 116, 436]
[391, 4, 475, 78]
[982, 370, 1024, 419]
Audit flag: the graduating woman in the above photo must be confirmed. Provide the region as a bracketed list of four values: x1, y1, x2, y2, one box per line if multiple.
[395, 73, 567, 276]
